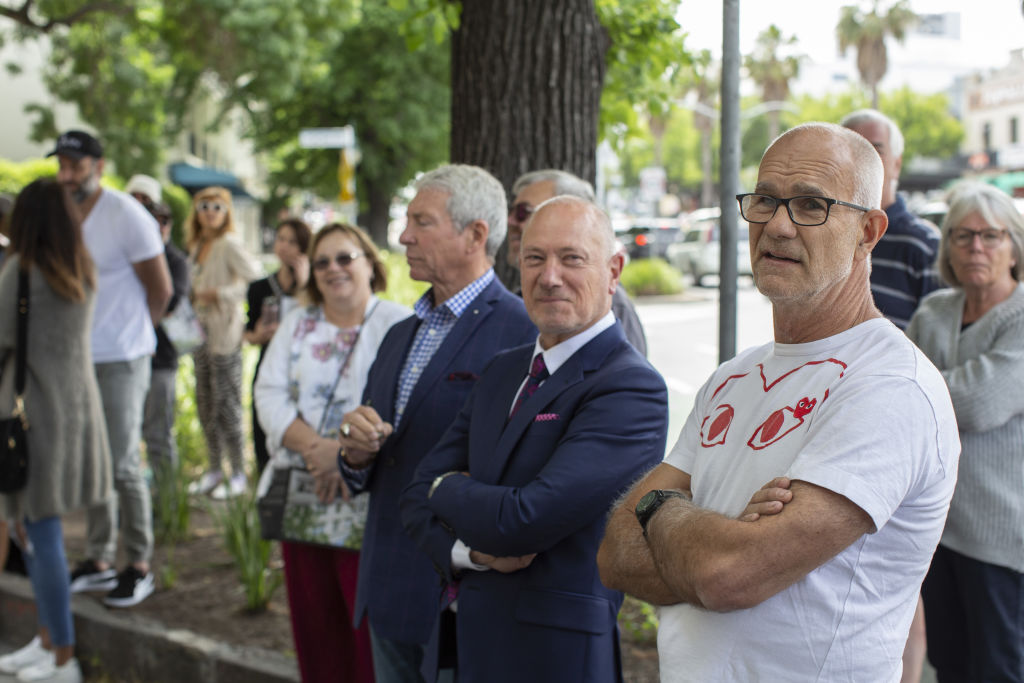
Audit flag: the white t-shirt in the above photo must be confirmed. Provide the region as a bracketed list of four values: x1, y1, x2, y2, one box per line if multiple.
[82, 188, 164, 363]
[658, 318, 959, 683]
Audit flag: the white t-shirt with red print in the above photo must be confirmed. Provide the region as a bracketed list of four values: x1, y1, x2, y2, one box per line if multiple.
[659, 317, 960, 683]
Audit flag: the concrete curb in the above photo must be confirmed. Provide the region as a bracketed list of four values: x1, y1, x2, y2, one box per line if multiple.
[0, 573, 299, 682]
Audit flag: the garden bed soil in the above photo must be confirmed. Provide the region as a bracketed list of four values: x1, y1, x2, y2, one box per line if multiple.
[60, 503, 659, 682]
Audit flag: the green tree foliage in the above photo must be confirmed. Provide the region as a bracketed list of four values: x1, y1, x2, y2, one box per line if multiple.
[836, 0, 917, 109]
[744, 25, 803, 141]
[253, 1, 449, 244]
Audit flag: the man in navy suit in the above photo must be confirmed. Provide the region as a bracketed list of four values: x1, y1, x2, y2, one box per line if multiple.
[337, 164, 536, 683]
[400, 196, 668, 682]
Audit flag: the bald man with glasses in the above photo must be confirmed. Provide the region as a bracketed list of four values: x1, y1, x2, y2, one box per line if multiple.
[598, 122, 960, 682]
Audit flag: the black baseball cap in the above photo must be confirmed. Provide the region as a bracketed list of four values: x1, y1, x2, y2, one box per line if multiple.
[47, 130, 104, 159]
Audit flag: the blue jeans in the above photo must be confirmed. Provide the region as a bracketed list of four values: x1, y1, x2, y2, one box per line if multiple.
[923, 544, 1024, 683]
[23, 517, 74, 647]
[87, 357, 153, 565]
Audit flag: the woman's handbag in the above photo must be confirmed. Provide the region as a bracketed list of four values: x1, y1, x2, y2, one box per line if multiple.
[162, 297, 205, 354]
[257, 302, 379, 548]
[0, 270, 30, 493]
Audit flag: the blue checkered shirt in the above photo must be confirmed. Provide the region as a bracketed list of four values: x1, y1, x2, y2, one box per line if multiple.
[393, 269, 495, 428]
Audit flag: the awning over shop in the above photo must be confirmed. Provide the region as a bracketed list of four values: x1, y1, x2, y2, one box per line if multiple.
[167, 162, 252, 198]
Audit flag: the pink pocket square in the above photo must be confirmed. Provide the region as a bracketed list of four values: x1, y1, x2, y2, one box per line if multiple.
[534, 413, 560, 422]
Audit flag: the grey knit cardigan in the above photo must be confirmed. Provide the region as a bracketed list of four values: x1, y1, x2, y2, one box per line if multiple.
[906, 283, 1024, 572]
[0, 256, 112, 522]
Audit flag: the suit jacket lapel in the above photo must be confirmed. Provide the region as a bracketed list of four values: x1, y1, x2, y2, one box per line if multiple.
[392, 283, 497, 443]
[481, 324, 628, 484]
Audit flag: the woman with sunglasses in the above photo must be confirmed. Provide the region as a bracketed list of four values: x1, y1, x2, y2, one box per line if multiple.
[254, 223, 409, 683]
[905, 181, 1024, 681]
[184, 187, 260, 499]
[244, 218, 313, 475]
[0, 179, 110, 683]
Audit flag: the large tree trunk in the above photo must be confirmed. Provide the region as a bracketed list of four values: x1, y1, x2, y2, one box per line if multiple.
[451, 0, 608, 289]
[359, 177, 392, 248]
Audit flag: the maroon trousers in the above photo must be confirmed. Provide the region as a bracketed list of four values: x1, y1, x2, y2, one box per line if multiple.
[282, 542, 374, 683]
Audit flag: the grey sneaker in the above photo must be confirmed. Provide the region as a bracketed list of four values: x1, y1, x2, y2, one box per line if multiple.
[103, 567, 155, 608]
[0, 637, 51, 674]
[68, 560, 117, 593]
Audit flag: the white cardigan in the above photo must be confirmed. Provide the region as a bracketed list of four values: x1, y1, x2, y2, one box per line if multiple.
[906, 283, 1024, 572]
[253, 296, 410, 482]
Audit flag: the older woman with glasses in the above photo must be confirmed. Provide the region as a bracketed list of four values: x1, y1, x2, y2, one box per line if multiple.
[905, 181, 1024, 682]
[254, 223, 409, 683]
[185, 187, 260, 499]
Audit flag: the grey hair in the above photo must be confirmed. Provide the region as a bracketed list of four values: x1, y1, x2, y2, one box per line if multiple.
[937, 181, 1024, 286]
[415, 164, 508, 258]
[840, 109, 905, 159]
[766, 122, 884, 209]
[531, 195, 617, 259]
[512, 170, 595, 202]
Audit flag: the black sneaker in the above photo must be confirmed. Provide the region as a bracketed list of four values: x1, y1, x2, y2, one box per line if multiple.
[102, 567, 155, 608]
[69, 560, 117, 593]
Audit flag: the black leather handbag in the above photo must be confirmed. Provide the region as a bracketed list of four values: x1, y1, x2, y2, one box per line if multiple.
[0, 269, 30, 493]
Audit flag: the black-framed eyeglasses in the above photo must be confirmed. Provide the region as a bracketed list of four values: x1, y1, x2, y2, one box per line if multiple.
[949, 226, 1008, 249]
[313, 251, 364, 271]
[736, 193, 871, 227]
[509, 202, 534, 223]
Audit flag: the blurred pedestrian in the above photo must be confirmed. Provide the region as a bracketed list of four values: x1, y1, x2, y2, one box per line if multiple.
[185, 187, 260, 499]
[841, 109, 944, 329]
[245, 218, 312, 474]
[55, 131, 172, 609]
[906, 181, 1024, 682]
[255, 222, 409, 683]
[0, 179, 112, 683]
[139, 198, 190, 510]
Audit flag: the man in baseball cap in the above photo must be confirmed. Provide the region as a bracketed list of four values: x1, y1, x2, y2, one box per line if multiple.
[52, 129, 172, 609]
[47, 130, 104, 160]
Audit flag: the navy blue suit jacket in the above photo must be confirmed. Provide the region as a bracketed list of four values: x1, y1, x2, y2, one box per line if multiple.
[345, 277, 536, 645]
[401, 322, 668, 683]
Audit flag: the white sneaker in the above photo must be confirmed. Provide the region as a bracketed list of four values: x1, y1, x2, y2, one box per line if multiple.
[0, 637, 50, 674]
[187, 471, 223, 496]
[210, 473, 247, 500]
[16, 656, 81, 683]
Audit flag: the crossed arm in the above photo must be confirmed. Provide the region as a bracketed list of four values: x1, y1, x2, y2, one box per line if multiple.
[597, 463, 874, 611]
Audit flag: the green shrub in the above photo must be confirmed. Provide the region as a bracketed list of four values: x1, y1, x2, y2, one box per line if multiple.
[620, 258, 685, 296]
[208, 490, 282, 613]
[175, 356, 208, 475]
[377, 249, 429, 307]
[0, 157, 58, 194]
[152, 456, 191, 545]
[618, 595, 659, 645]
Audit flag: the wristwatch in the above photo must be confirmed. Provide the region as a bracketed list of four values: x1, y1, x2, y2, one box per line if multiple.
[635, 489, 690, 537]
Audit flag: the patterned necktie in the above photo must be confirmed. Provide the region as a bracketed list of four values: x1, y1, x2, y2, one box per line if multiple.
[509, 353, 548, 418]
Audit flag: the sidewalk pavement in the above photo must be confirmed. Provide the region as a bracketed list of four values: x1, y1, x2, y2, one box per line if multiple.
[0, 572, 298, 683]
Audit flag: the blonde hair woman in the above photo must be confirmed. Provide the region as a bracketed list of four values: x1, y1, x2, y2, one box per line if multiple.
[185, 187, 260, 498]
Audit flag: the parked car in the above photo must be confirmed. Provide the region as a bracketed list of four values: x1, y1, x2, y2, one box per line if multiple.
[667, 208, 752, 287]
[622, 217, 682, 261]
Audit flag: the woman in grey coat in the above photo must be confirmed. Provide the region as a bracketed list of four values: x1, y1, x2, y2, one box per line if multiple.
[906, 181, 1024, 682]
[0, 179, 111, 683]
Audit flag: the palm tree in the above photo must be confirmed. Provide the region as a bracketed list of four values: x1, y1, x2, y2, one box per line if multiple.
[744, 25, 803, 141]
[837, 0, 918, 109]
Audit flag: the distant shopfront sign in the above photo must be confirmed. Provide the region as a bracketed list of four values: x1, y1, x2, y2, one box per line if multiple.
[299, 126, 356, 149]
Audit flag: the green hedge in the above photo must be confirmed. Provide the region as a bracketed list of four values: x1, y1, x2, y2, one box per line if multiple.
[620, 258, 684, 296]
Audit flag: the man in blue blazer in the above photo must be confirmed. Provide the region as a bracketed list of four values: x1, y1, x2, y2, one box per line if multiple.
[337, 164, 536, 683]
[400, 196, 669, 682]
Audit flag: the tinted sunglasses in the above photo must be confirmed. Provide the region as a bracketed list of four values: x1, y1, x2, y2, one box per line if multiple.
[510, 202, 534, 223]
[197, 201, 226, 213]
[313, 251, 364, 271]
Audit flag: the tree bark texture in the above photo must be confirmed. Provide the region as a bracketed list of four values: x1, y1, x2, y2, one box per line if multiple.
[450, 0, 608, 288]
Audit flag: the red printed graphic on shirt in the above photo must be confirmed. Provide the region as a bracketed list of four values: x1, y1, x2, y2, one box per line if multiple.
[699, 358, 847, 450]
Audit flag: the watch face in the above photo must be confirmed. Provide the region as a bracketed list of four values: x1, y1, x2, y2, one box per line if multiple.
[636, 490, 662, 518]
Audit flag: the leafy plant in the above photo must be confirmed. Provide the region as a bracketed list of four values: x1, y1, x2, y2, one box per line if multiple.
[152, 456, 191, 545]
[620, 258, 684, 297]
[618, 595, 659, 646]
[208, 490, 282, 613]
[174, 356, 208, 474]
